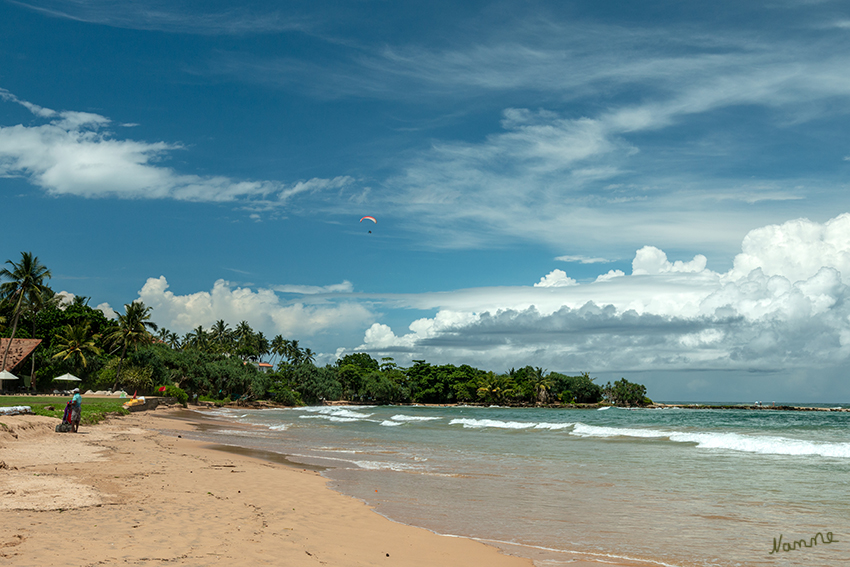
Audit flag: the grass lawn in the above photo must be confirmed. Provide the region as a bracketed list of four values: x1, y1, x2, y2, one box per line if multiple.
[0, 395, 130, 425]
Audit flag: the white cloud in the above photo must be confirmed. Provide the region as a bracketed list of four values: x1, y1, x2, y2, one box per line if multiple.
[556, 255, 611, 264]
[54, 291, 75, 309]
[534, 269, 578, 288]
[632, 247, 708, 275]
[273, 281, 354, 294]
[137, 276, 373, 337]
[727, 214, 850, 284]
[349, 214, 850, 376]
[0, 89, 351, 204]
[595, 269, 625, 283]
[96, 302, 118, 320]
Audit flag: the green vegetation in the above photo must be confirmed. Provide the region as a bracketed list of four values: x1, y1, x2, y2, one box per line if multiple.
[1, 252, 52, 379]
[603, 378, 653, 407]
[1, 251, 650, 408]
[0, 396, 130, 425]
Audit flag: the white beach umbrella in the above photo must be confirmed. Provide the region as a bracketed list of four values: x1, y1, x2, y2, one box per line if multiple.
[53, 373, 82, 382]
[0, 370, 20, 383]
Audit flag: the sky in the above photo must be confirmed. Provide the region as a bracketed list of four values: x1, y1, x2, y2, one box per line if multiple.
[3, 0, 850, 402]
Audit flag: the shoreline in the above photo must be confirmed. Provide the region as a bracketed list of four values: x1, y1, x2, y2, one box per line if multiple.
[167, 407, 682, 567]
[0, 406, 665, 567]
[0, 407, 534, 567]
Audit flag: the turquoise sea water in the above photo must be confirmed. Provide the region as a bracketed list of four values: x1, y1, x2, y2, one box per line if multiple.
[189, 404, 850, 567]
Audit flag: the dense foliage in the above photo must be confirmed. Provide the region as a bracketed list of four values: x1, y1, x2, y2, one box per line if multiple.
[603, 378, 652, 407]
[2, 251, 649, 406]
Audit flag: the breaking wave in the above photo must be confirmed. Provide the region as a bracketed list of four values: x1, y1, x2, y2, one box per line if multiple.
[570, 423, 850, 458]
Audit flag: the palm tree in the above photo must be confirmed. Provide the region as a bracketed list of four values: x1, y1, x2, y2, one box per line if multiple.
[166, 331, 181, 349]
[530, 367, 552, 404]
[270, 334, 286, 366]
[476, 373, 515, 404]
[234, 321, 253, 351]
[107, 301, 158, 392]
[210, 320, 232, 349]
[53, 322, 102, 370]
[0, 252, 52, 372]
[302, 347, 315, 365]
[186, 325, 209, 351]
[254, 331, 270, 363]
[286, 339, 302, 364]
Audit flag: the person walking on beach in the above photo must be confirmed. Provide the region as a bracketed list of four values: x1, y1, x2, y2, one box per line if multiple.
[70, 388, 82, 433]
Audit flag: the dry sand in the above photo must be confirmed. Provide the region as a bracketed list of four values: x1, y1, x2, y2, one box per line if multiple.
[1, 408, 535, 567]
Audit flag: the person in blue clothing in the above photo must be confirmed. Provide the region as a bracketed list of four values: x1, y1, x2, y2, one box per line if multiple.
[70, 388, 82, 433]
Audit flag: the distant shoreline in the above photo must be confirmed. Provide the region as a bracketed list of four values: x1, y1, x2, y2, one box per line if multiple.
[234, 398, 850, 412]
[651, 402, 849, 412]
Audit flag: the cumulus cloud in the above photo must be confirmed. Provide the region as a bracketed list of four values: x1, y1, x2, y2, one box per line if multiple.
[53, 291, 75, 309]
[727, 214, 850, 284]
[137, 276, 373, 337]
[534, 269, 579, 288]
[96, 302, 118, 320]
[632, 247, 708, 275]
[347, 213, 850, 376]
[0, 89, 351, 204]
[595, 270, 625, 283]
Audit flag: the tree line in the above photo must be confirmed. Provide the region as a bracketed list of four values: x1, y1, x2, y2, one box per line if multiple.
[1, 252, 651, 406]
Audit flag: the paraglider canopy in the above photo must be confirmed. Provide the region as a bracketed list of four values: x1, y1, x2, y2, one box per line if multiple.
[360, 216, 377, 223]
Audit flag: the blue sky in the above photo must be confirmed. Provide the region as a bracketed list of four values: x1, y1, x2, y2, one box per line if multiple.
[3, 0, 850, 401]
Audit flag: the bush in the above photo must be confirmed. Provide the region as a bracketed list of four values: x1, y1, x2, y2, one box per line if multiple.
[164, 384, 188, 406]
[199, 394, 232, 406]
[269, 385, 303, 406]
[549, 372, 603, 403]
[120, 365, 154, 393]
[603, 378, 650, 407]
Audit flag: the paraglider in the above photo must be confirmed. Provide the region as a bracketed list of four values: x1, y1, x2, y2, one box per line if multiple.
[360, 216, 376, 233]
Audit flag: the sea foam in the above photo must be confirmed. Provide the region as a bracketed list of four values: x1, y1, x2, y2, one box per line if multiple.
[570, 423, 850, 458]
[390, 414, 442, 422]
[449, 418, 573, 430]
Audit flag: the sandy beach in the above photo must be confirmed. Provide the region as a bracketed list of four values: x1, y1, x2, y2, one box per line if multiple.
[0, 407, 535, 567]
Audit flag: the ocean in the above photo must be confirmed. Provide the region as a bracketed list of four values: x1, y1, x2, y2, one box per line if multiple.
[178, 404, 850, 567]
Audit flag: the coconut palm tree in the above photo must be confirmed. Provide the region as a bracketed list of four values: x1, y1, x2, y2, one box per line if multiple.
[270, 334, 286, 366]
[0, 252, 52, 372]
[286, 339, 302, 364]
[107, 301, 158, 392]
[184, 325, 209, 351]
[166, 331, 181, 349]
[210, 319, 232, 350]
[254, 331, 270, 363]
[53, 322, 102, 370]
[529, 367, 552, 403]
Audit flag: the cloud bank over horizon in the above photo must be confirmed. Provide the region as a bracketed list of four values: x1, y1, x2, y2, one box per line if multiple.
[348, 214, 850, 381]
[126, 214, 850, 392]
